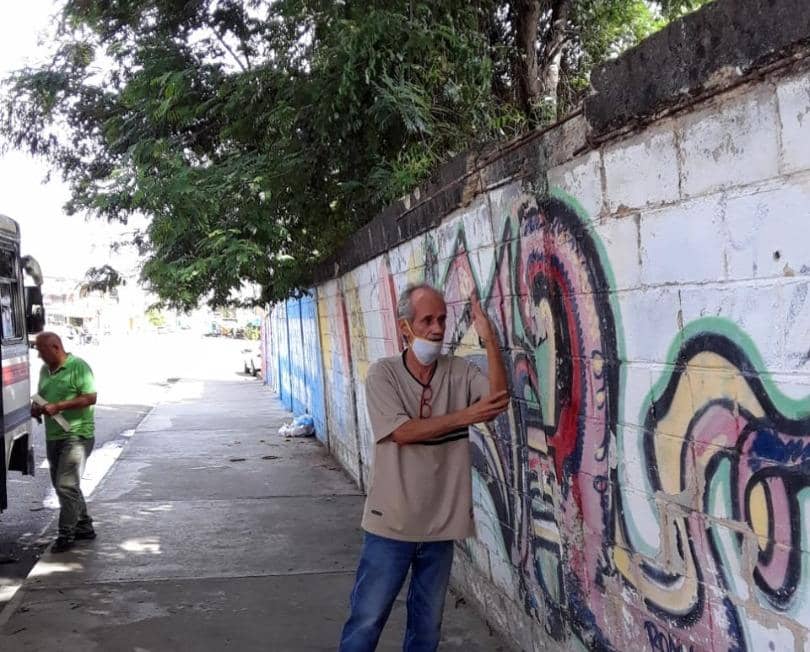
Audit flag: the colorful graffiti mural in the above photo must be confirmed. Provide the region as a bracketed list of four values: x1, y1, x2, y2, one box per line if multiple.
[269, 186, 810, 650]
[420, 193, 810, 651]
[317, 259, 404, 484]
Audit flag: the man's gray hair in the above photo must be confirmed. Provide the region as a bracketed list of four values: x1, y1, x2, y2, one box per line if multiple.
[396, 283, 444, 321]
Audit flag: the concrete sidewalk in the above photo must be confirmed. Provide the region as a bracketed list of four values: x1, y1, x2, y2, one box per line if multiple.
[0, 379, 508, 651]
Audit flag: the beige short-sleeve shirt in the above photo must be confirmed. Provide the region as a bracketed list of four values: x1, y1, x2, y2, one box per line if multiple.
[361, 352, 490, 542]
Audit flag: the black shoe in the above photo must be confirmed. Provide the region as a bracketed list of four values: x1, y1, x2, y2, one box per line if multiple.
[51, 537, 75, 553]
[75, 530, 97, 541]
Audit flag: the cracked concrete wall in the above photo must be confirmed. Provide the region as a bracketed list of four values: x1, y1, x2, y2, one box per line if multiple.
[267, 21, 810, 652]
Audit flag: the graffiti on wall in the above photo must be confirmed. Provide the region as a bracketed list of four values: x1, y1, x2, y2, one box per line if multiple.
[272, 186, 810, 650]
[314, 263, 402, 483]
[424, 194, 810, 651]
[315, 282, 363, 479]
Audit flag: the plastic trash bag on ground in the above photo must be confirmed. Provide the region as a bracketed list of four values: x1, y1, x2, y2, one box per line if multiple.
[278, 414, 315, 437]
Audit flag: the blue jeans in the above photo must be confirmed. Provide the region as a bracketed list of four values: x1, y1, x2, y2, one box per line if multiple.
[339, 532, 455, 652]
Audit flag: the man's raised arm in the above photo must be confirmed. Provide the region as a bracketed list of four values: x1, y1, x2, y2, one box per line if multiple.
[471, 297, 507, 396]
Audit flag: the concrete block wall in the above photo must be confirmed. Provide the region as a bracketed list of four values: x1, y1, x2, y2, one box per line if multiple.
[265, 2, 810, 649]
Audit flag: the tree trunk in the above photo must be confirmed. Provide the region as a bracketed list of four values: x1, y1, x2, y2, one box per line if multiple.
[513, 0, 571, 124]
[538, 0, 571, 119]
[512, 0, 542, 120]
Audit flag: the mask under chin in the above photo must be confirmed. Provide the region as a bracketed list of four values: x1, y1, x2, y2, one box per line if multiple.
[411, 336, 442, 365]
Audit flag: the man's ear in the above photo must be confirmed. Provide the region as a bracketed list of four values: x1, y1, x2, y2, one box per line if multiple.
[398, 319, 411, 347]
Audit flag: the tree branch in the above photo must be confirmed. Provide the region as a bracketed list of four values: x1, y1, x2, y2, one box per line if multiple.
[542, 0, 572, 64]
[213, 30, 249, 72]
[538, 0, 572, 118]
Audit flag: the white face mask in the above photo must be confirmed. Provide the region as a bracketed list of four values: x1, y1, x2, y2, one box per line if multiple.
[405, 322, 442, 366]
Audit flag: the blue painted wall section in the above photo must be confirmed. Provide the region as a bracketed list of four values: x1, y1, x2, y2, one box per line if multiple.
[286, 298, 308, 416]
[267, 291, 330, 445]
[275, 301, 292, 411]
[299, 293, 328, 445]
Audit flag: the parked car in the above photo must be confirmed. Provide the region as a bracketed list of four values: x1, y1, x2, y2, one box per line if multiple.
[242, 346, 261, 377]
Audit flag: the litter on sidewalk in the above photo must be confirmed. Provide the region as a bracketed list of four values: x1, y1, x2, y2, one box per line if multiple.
[277, 414, 315, 437]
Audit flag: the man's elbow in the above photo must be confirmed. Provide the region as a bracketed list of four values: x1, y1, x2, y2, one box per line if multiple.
[390, 429, 410, 446]
[86, 393, 98, 406]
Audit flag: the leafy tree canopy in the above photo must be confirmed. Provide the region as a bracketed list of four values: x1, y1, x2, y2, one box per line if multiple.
[1, 0, 711, 308]
[80, 264, 126, 297]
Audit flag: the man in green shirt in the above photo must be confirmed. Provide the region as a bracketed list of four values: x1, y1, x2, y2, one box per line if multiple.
[31, 332, 98, 553]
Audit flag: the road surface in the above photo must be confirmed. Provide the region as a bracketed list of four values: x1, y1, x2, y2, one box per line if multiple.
[0, 332, 260, 611]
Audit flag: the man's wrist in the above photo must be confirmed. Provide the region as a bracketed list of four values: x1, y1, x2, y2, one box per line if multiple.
[454, 406, 472, 429]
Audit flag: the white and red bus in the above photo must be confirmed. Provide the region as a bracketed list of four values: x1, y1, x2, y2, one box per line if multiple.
[0, 214, 44, 511]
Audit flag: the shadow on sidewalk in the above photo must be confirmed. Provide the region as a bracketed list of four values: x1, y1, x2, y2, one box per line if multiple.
[0, 379, 510, 651]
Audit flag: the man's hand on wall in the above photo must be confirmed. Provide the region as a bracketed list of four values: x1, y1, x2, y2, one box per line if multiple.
[471, 296, 496, 346]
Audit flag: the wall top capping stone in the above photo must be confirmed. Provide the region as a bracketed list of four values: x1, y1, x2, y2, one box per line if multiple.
[586, 0, 810, 137]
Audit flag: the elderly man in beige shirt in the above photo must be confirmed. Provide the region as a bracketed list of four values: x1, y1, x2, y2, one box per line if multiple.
[339, 282, 509, 652]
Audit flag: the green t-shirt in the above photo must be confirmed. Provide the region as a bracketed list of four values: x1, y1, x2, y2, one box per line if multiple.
[38, 354, 96, 440]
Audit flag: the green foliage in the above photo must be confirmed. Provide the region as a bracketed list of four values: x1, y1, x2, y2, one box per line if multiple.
[146, 308, 166, 327]
[79, 265, 126, 297]
[1, 0, 714, 307]
[245, 323, 260, 340]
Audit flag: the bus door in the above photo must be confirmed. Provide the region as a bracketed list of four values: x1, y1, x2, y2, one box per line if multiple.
[0, 241, 34, 510]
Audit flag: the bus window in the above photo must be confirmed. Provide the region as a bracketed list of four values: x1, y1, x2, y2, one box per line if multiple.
[0, 249, 21, 341]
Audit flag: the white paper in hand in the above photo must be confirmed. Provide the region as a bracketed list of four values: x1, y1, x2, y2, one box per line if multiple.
[32, 394, 71, 432]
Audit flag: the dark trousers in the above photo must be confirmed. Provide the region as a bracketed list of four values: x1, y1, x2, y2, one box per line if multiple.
[46, 436, 95, 538]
